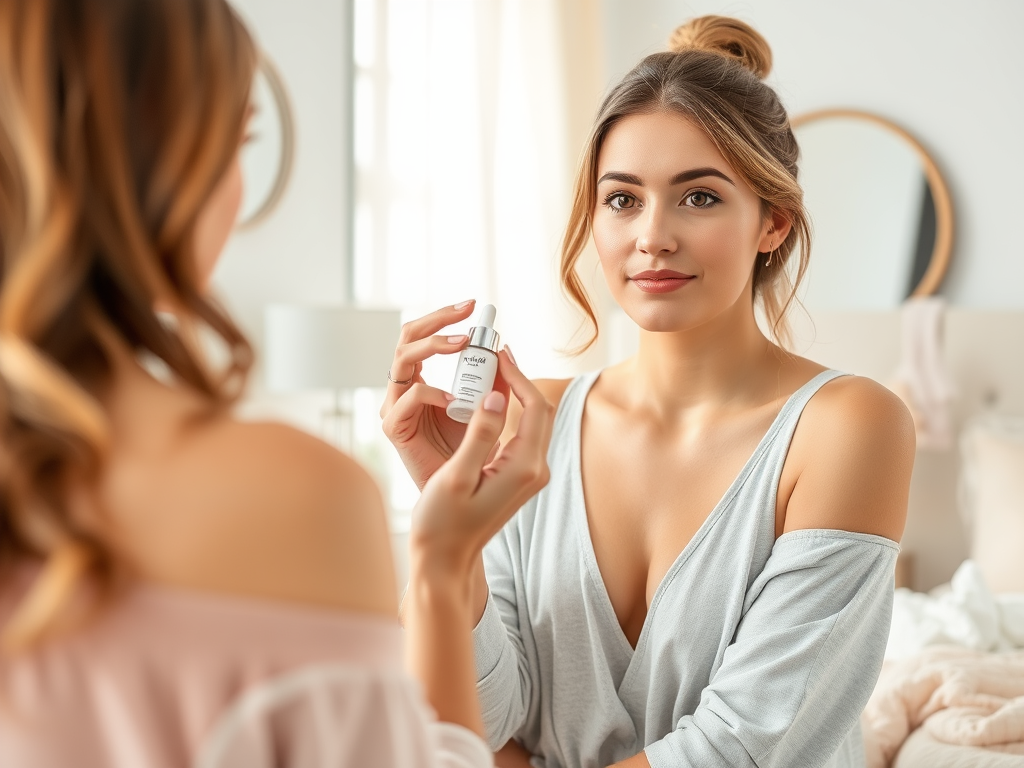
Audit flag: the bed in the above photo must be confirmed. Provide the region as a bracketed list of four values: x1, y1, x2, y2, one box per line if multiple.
[862, 415, 1024, 767]
[893, 727, 1024, 768]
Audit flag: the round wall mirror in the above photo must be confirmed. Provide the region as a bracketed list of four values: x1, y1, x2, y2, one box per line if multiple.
[791, 109, 953, 310]
[237, 54, 295, 229]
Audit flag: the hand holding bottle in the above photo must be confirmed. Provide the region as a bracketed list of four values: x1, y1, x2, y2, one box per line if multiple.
[410, 348, 552, 566]
[403, 350, 552, 738]
[381, 300, 510, 490]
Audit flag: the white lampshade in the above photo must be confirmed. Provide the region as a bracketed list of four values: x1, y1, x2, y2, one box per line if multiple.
[263, 304, 402, 392]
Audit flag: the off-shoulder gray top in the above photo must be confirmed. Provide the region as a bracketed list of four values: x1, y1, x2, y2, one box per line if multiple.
[472, 369, 898, 768]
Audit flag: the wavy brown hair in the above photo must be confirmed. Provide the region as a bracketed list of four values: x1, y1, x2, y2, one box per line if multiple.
[561, 15, 810, 353]
[0, 0, 256, 650]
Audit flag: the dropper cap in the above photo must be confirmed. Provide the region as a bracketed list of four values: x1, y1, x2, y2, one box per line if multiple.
[467, 304, 499, 353]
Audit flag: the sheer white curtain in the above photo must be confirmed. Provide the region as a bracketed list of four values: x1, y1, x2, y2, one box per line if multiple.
[353, 0, 607, 377]
[352, 0, 608, 514]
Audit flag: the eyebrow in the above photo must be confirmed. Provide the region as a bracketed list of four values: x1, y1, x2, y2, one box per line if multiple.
[597, 167, 736, 187]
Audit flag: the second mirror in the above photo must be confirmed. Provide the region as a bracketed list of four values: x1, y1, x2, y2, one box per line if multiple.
[792, 109, 952, 310]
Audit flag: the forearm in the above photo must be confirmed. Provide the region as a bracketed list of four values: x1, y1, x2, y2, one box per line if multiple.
[494, 740, 534, 767]
[404, 551, 485, 738]
[610, 752, 651, 767]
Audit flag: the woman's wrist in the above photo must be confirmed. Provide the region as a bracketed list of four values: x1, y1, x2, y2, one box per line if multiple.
[408, 536, 477, 593]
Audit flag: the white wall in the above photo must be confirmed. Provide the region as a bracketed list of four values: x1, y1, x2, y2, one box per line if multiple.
[600, 0, 1024, 309]
[217, 0, 1024, 371]
[200, 0, 354, 439]
[790, 310, 1024, 591]
[216, 0, 349, 387]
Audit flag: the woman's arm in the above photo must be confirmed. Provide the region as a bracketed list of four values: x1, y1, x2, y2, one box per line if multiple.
[467, 376, 574, 751]
[779, 375, 915, 539]
[494, 740, 539, 768]
[404, 350, 554, 737]
[611, 754, 651, 768]
[639, 530, 899, 768]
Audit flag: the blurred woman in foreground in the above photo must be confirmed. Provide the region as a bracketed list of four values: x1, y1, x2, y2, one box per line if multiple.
[0, 1, 546, 765]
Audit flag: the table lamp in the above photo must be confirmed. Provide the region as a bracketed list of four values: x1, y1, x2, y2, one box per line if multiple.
[263, 304, 401, 448]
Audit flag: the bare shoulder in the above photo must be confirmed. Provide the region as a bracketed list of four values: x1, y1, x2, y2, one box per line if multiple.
[117, 418, 398, 619]
[783, 375, 916, 541]
[500, 377, 573, 445]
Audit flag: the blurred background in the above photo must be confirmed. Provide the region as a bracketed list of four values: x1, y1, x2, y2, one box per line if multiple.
[216, 0, 1024, 592]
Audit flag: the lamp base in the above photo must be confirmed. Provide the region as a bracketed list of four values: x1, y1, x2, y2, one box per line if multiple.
[321, 390, 355, 452]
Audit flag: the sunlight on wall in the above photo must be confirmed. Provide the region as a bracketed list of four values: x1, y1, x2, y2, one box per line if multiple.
[351, 0, 598, 513]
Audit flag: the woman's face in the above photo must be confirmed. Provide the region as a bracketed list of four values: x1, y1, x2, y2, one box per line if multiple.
[193, 151, 243, 291]
[592, 110, 780, 334]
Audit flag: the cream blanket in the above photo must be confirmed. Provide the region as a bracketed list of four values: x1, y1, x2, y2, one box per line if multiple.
[863, 646, 1024, 768]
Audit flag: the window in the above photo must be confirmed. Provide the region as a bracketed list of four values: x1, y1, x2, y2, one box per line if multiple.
[350, 0, 605, 518]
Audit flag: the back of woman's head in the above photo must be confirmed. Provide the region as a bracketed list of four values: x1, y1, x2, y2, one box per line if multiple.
[561, 15, 809, 351]
[0, 0, 256, 650]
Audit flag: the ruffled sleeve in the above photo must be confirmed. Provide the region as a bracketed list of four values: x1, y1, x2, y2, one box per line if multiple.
[195, 663, 493, 768]
[644, 530, 898, 768]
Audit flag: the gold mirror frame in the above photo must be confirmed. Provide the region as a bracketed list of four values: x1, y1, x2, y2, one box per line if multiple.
[791, 108, 953, 298]
[237, 54, 295, 230]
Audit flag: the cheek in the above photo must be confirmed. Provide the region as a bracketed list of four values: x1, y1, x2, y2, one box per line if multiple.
[216, 158, 244, 235]
[223, 159, 243, 223]
[592, 215, 632, 273]
[690, 215, 762, 278]
[194, 157, 243, 287]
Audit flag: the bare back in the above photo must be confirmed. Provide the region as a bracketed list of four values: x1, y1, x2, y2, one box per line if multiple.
[95, 362, 398, 619]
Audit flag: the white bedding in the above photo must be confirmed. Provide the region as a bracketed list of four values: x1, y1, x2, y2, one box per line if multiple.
[864, 646, 1024, 766]
[886, 560, 1024, 660]
[892, 726, 1024, 768]
[863, 560, 1024, 767]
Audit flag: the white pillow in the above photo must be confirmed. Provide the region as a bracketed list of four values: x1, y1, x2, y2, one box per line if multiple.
[960, 416, 1024, 593]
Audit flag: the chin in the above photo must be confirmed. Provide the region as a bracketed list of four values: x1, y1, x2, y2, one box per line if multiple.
[620, 302, 711, 334]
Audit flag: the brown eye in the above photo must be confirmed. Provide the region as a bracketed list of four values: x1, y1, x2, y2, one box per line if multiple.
[685, 190, 720, 208]
[605, 193, 637, 211]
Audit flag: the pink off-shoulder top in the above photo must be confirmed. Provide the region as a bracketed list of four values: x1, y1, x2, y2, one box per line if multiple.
[0, 571, 491, 768]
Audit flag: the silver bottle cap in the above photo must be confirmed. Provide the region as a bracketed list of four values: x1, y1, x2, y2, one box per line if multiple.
[468, 325, 499, 353]
[467, 304, 499, 353]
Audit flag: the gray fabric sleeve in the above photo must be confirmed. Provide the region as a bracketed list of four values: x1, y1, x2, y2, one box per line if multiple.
[645, 531, 898, 768]
[472, 528, 533, 750]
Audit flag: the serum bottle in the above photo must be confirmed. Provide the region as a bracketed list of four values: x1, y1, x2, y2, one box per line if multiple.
[446, 304, 500, 424]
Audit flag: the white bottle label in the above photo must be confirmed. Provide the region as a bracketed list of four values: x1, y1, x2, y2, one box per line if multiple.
[447, 348, 498, 423]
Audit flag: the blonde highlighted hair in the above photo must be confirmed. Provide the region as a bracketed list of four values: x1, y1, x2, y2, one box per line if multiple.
[561, 15, 810, 353]
[0, 0, 256, 650]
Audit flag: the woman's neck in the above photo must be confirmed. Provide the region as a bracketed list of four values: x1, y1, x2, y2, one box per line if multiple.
[102, 340, 214, 453]
[623, 303, 779, 418]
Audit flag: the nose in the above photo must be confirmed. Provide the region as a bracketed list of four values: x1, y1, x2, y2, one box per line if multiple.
[635, 204, 677, 258]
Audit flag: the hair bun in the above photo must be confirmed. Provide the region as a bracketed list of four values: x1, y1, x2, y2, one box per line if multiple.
[668, 15, 772, 79]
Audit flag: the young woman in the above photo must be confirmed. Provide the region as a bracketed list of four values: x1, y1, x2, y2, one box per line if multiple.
[0, 1, 549, 766]
[383, 16, 916, 768]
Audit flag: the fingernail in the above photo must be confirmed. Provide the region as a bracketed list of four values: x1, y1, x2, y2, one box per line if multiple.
[447, 335, 468, 344]
[444, 392, 456, 401]
[483, 390, 506, 413]
[503, 344, 518, 367]
[453, 299, 475, 310]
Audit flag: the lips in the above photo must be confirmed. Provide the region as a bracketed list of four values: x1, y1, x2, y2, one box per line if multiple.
[629, 269, 695, 294]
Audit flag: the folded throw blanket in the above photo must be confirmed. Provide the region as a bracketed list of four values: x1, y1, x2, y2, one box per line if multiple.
[863, 646, 1024, 768]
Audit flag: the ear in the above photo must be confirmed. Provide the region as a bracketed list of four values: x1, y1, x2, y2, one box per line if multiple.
[758, 210, 792, 253]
